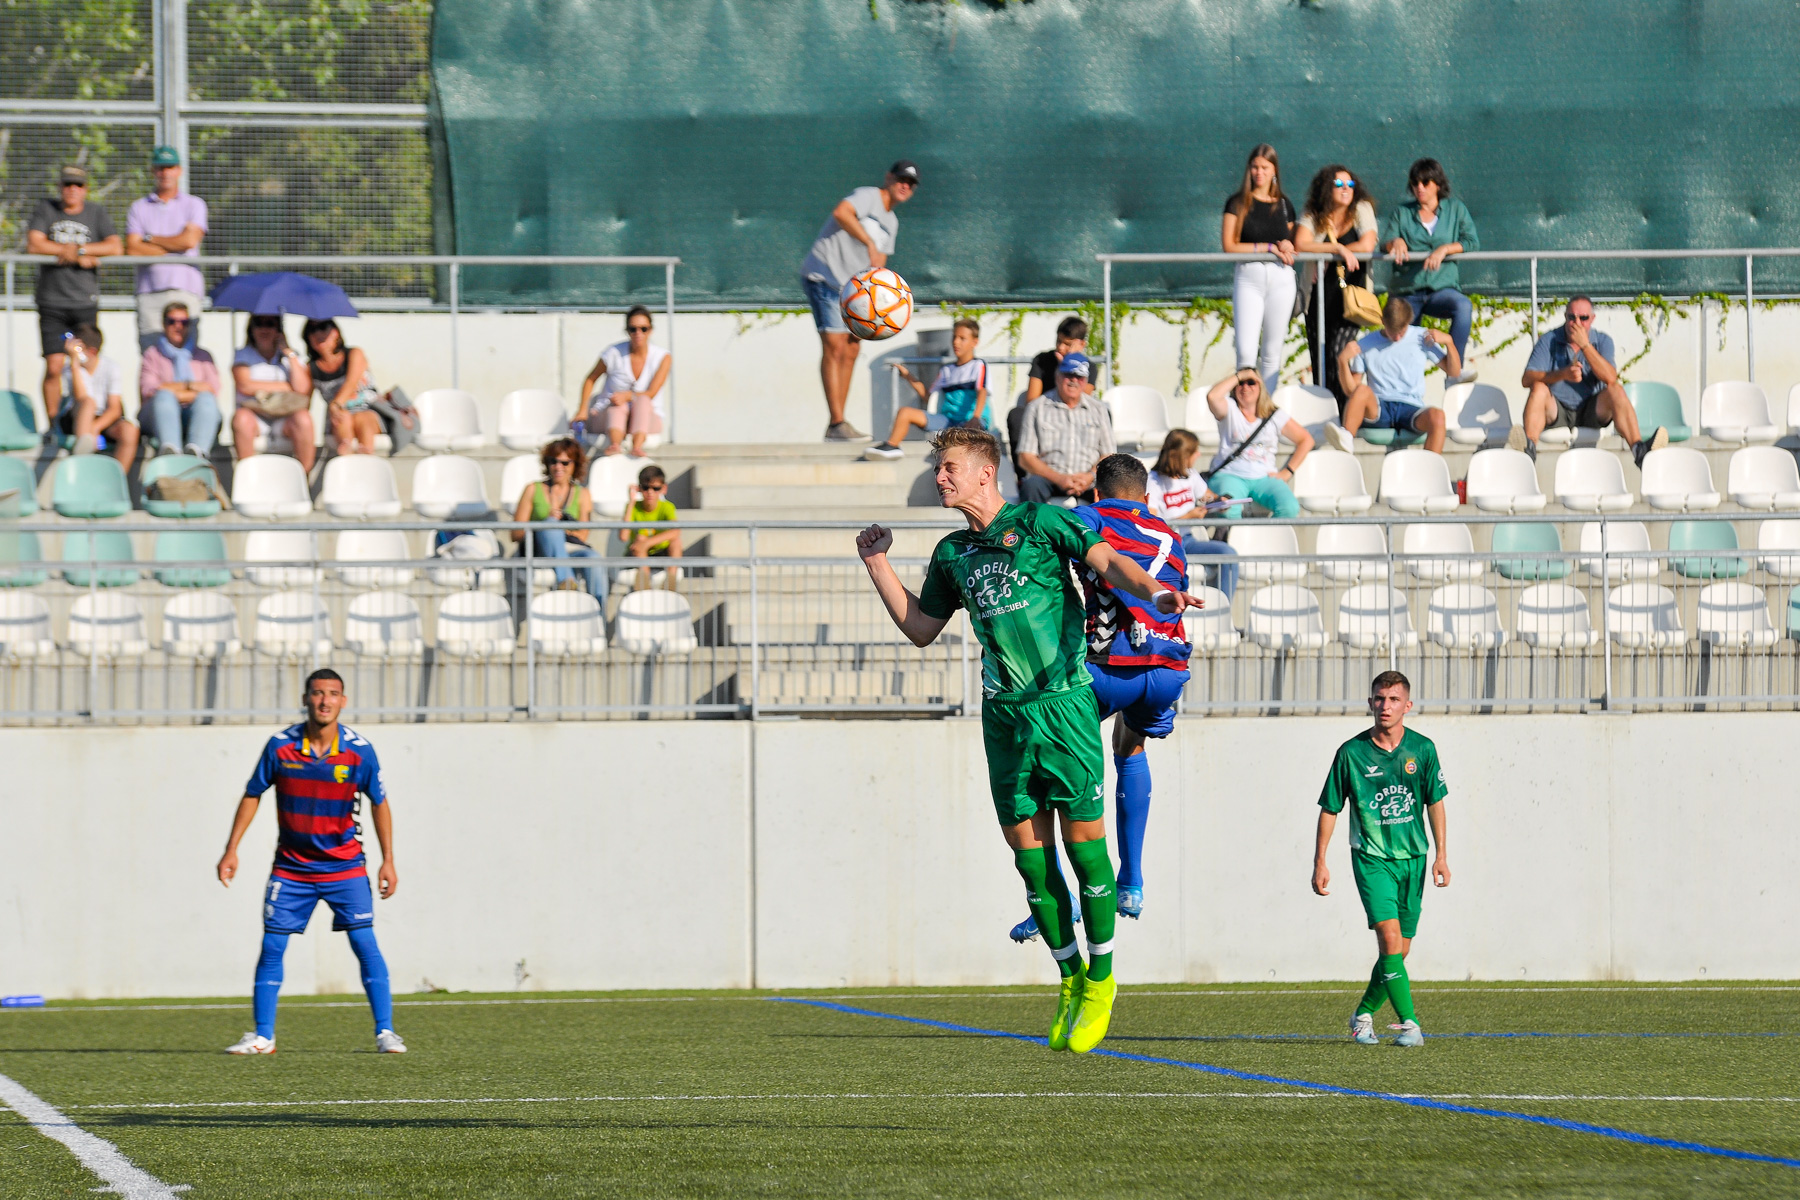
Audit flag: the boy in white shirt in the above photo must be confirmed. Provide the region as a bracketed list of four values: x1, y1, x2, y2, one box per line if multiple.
[865, 317, 989, 460]
[60, 323, 139, 465]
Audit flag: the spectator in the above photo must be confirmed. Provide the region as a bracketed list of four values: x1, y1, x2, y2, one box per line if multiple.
[620, 464, 682, 590]
[58, 324, 138, 467]
[1294, 164, 1378, 410]
[26, 165, 120, 430]
[1024, 316, 1095, 403]
[1220, 143, 1298, 394]
[509, 437, 603, 596]
[125, 146, 208, 352]
[578, 306, 670, 459]
[1511, 296, 1667, 467]
[867, 316, 988, 460]
[1015, 353, 1115, 505]
[799, 160, 919, 442]
[1201, 368, 1313, 519]
[1380, 157, 1478, 381]
[140, 301, 221, 457]
[1146, 429, 1239, 598]
[1328, 297, 1454, 455]
[231, 315, 316, 472]
[302, 319, 383, 456]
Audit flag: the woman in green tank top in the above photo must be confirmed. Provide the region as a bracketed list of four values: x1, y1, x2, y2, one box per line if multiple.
[509, 437, 605, 596]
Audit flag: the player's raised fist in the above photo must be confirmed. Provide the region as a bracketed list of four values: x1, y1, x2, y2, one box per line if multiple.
[856, 524, 893, 561]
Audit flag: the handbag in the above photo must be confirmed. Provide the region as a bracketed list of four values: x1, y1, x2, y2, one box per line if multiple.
[1324, 220, 1383, 328]
[368, 386, 418, 457]
[240, 390, 310, 418]
[149, 463, 230, 509]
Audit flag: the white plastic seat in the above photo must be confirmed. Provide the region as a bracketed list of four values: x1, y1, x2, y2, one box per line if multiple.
[344, 591, 425, 657]
[1538, 419, 1608, 448]
[1245, 584, 1327, 649]
[1726, 446, 1800, 511]
[1103, 385, 1170, 450]
[333, 528, 415, 587]
[1516, 583, 1600, 649]
[1228, 523, 1304, 583]
[436, 591, 516, 657]
[1181, 585, 1237, 651]
[1316, 524, 1388, 582]
[615, 590, 699, 655]
[499, 454, 543, 512]
[528, 590, 607, 655]
[244, 529, 321, 587]
[411, 455, 491, 520]
[162, 592, 242, 657]
[1464, 448, 1547, 513]
[1402, 522, 1484, 582]
[1606, 583, 1684, 649]
[1553, 447, 1636, 512]
[414, 388, 488, 451]
[498, 389, 570, 451]
[1181, 394, 1222, 448]
[230, 455, 313, 520]
[1292, 450, 1372, 514]
[1426, 585, 1506, 650]
[424, 528, 504, 588]
[318, 455, 402, 520]
[254, 592, 333, 657]
[0, 593, 55, 658]
[1442, 382, 1513, 446]
[1696, 582, 1777, 648]
[1378, 448, 1458, 514]
[1577, 521, 1660, 582]
[1640, 447, 1720, 511]
[1272, 383, 1337, 445]
[590, 454, 650, 519]
[1757, 519, 1800, 580]
[68, 593, 149, 658]
[1335, 584, 1417, 649]
[1700, 381, 1780, 445]
[1787, 383, 1800, 437]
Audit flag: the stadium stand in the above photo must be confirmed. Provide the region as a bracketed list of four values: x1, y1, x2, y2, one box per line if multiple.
[1229, 523, 1305, 583]
[344, 591, 426, 657]
[162, 592, 243, 657]
[1181, 586, 1237, 651]
[1640, 447, 1720, 511]
[68, 593, 150, 658]
[1554, 448, 1636, 512]
[1102, 385, 1170, 451]
[1271, 384, 1337, 446]
[411, 455, 492, 519]
[0, 458, 39, 517]
[1291, 450, 1372, 514]
[1402, 522, 1484, 583]
[1441, 383, 1513, 447]
[1668, 520, 1748, 579]
[1464, 448, 1547, 513]
[0, 593, 56, 658]
[498, 389, 571, 450]
[61, 530, 138, 587]
[333, 529, 416, 587]
[319, 455, 405, 520]
[153, 530, 232, 588]
[1725, 446, 1800, 510]
[1426, 585, 1507, 650]
[254, 592, 334, 657]
[1246, 584, 1326, 649]
[0, 391, 39, 452]
[1315, 523, 1388, 581]
[1180, 393, 1222, 449]
[1696, 582, 1778, 648]
[414, 389, 488, 451]
[141, 455, 223, 519]
[1378, 449, 1458, 514]
[1788, 384, 1800, 438]
[435, 591, 517, 657]
[1516, 583, 1600, 649]
[1699, 381, 1780, 445]
[528, 590, 608, 655]
[1577, 521, 1659, 581]
[231, 455, 313, 519]
[1336, 583, 1417, 650]
[1607, 583, 1685, 649]
[615, 590, 699, 655]
[1625, 382, 1692, 443]
[52, 456, 131, 519]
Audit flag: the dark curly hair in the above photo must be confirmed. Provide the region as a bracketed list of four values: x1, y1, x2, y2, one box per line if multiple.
[539, 436, 588, 482]
[1303, 164, 1373, 224]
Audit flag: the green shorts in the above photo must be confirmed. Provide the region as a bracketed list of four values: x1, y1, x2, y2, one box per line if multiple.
[981, 686, 1105, 827]
[1351, 851, 1426, 938]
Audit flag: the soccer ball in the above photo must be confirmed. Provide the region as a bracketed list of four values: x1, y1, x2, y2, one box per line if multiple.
[839, 268, 913, 341]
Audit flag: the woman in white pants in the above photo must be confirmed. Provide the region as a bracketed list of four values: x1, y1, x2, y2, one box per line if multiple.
[1221, 143, 1298, 395]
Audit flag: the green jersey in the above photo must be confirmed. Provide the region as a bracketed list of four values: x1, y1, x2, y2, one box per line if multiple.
[918, 502, 1104, 701]
[1318, 728, 1448, 860]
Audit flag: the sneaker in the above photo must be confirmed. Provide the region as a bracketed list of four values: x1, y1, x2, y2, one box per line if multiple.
[1633, 425, 1669, 469]
[72, 434, 98, 456]
[225, 1031, 276, 1055]
[375, 1029, 407, 1054]
[1392, 1019, 1424, 1048]
[155, 443, 176, 457]
[1116, 885, 1144, 920]
[1047, 964, 1086, 1051]
[555, 578, 583, 592]
[824, 421, 868, 442]
[1522, 438, 1537, 462]
[1350, 1013, 1378, 1046]
[1448, 364, 1478, 385]
[1324, 423, 1355, 454]
[863, 442, 903, 460]
[1067, 972, 1118, 1054]
[185, 442, 207, 460]
[1009, 914, 1040, 943]
[1505, 426, 1527, 454]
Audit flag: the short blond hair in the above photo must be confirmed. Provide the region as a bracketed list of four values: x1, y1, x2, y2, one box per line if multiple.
[930, 426, 1001, 468]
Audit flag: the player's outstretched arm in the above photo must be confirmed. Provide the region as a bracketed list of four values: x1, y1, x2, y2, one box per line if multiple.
[1428, 800, 1450, 887]
[371, 800, 398, 899]
[857, 524, 949, 647]
[217, 794, 261, 887]
[1084, 542, 1204, 615]
[1311, 810, 1336, 896]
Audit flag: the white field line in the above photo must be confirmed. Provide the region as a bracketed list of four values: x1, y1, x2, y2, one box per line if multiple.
[0, 1071, 182, 1198]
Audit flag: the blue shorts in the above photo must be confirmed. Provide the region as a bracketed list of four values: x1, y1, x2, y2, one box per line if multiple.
[263, 873, 375, 934]
[924, 411, 991, 432]
[1084, 662, 1187, 738]
[803, 277, 848, 334]
[1367, 399, 1428, 432]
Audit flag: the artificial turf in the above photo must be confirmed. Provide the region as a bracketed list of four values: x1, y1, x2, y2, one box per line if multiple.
[3, 982, 1799, 1198]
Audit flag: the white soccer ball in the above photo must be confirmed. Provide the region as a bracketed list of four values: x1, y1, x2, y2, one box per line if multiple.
[840, 267, 913, 341]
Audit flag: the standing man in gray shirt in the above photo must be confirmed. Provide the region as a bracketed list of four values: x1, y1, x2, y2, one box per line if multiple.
[26, 166, 121, 431]
[800, 160, 918, 442]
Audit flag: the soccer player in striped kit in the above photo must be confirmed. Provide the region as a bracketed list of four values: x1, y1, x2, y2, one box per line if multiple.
[216, 669, 405, 1054]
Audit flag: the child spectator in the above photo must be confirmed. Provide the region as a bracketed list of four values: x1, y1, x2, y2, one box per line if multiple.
[620, 464, 682, 590]
[866, 317, 989, 460]
[60, 324, 139, 466]
[1025, 316, 1094, 402]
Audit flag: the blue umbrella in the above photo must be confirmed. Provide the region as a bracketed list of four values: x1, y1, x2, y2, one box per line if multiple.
[208, 272, 359, 319]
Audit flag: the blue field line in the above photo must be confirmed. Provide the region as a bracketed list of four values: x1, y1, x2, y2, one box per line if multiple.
[1112, 1031, 1799, 1042]
[770, 998, 1800, 1171]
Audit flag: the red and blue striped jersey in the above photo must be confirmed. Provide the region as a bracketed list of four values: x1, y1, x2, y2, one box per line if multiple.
[244, 723, 387, 883]
[1073, 499, 1192, 670]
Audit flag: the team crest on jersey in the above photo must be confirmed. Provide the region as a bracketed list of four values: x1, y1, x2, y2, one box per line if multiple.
[1404, 758, 1417, 775]
[334, 764, 350, 783]
[1001, 528, 1019, 548]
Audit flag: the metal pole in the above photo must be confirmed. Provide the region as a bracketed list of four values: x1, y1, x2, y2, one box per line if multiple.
[1529, 258, 1538, 342]
[309, 529, 321, 674]
[960, 608, 971, 716]
[159, 0, 188, 166]
[664, 261, 676, 444]
[1385, 521, 1396, 673]
[524, 524, 535, 718]
[449, 262, 460, 389]
[4, 262, 13, 394]
[1745, 254, 1755, 383]
[1102, 260, 1112, 391]
[1599, 516, 1612, 711]
[748, 526, 759, 719]
[86, 526, 99, 719]
[1699, 298, 1708, 399]
[1314, 260, 1326, 389]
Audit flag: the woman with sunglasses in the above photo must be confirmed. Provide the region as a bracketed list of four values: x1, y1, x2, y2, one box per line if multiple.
[231, 314, 316, 472]
[140, 301, 222, 456]
[1295, 165, 1379, 411]
[1379, 157, 1480, 382]
[510, 437, 604, 596]
[1202, 368, 1313, 519]
[301, 318, 384, 456]
[578, 305, 670, 459]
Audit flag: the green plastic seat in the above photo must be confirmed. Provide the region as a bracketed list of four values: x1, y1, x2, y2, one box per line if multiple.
[0, 457, 39, 516]
[140, 455, 222, 518]
[154, 530, 231, 587]
[1788, 588, 1800, 639]
[1492, 522, 1570, 580]
[51, 456, 131, 519]
[0, 391, 40, 452]
[0, 531, 49, 587]
[1669, 520, 1748, 579]
[61, 529, 139, 587]
[1358, 426, 1424, 448]
[1624, 382, 1692, 443]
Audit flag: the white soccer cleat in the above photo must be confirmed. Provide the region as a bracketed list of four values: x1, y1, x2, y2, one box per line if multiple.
[1349, 1013, 1378, 1046]
[375, 1029, 408, 1054]
[225, 1031, 276, 1055]
[1392, 1019, 1424, 1048]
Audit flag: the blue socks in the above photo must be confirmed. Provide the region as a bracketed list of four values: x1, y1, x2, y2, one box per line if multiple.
[253, 932, 288, 1039]
[1114, 752, 1151, 889]
[251, 927, 393, 1039]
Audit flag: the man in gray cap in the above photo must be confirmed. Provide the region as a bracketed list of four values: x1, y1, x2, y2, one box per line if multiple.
[26, 165, 121, 431]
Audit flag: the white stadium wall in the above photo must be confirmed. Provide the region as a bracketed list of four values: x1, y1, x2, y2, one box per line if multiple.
[2, 712, 1797, 999]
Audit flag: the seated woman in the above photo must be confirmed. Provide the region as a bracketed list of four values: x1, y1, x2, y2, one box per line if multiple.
[509, 437, 604, 597]
[578, 306, 670, 458]
[1380, 157, 1479, 381]
[1146, 429, 1238, 599]
[1203, 369, 1313, 519]
[231, 315, 315, 471]
[620, 464, 682, 591]
[302, 318, 382, 455]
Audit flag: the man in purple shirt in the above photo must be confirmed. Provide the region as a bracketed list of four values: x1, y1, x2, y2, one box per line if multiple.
[126, 145, 209, 351]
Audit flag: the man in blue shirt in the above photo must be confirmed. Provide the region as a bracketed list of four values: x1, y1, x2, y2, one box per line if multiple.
[1510, 296, 1666, 467]
[1326, 296, 1454, 455]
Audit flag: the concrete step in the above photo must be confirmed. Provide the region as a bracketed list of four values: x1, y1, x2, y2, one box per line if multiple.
[693, 482, 920, 509]
[691, 459, 908, 487]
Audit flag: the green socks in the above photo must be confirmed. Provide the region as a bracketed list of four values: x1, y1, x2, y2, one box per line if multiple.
[1013, 847, 1081, 977]
[1355, 961, 1389, 1017]
[1065, 837, 1117, 982]
[1379, 953, 1415, 1023]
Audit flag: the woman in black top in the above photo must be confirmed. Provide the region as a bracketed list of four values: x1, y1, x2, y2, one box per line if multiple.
[1220, 143, 1297, 395]
[1294, 164, 1380, 409]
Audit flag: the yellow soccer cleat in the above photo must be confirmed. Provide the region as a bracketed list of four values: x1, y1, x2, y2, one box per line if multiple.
[1047, 964, 1086, 1051]
[1066, 972, 1118, 1054]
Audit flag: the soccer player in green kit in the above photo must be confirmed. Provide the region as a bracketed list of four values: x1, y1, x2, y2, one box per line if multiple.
[1313, 670, 1451, 1048]
[856, 427, 1201, 1053]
